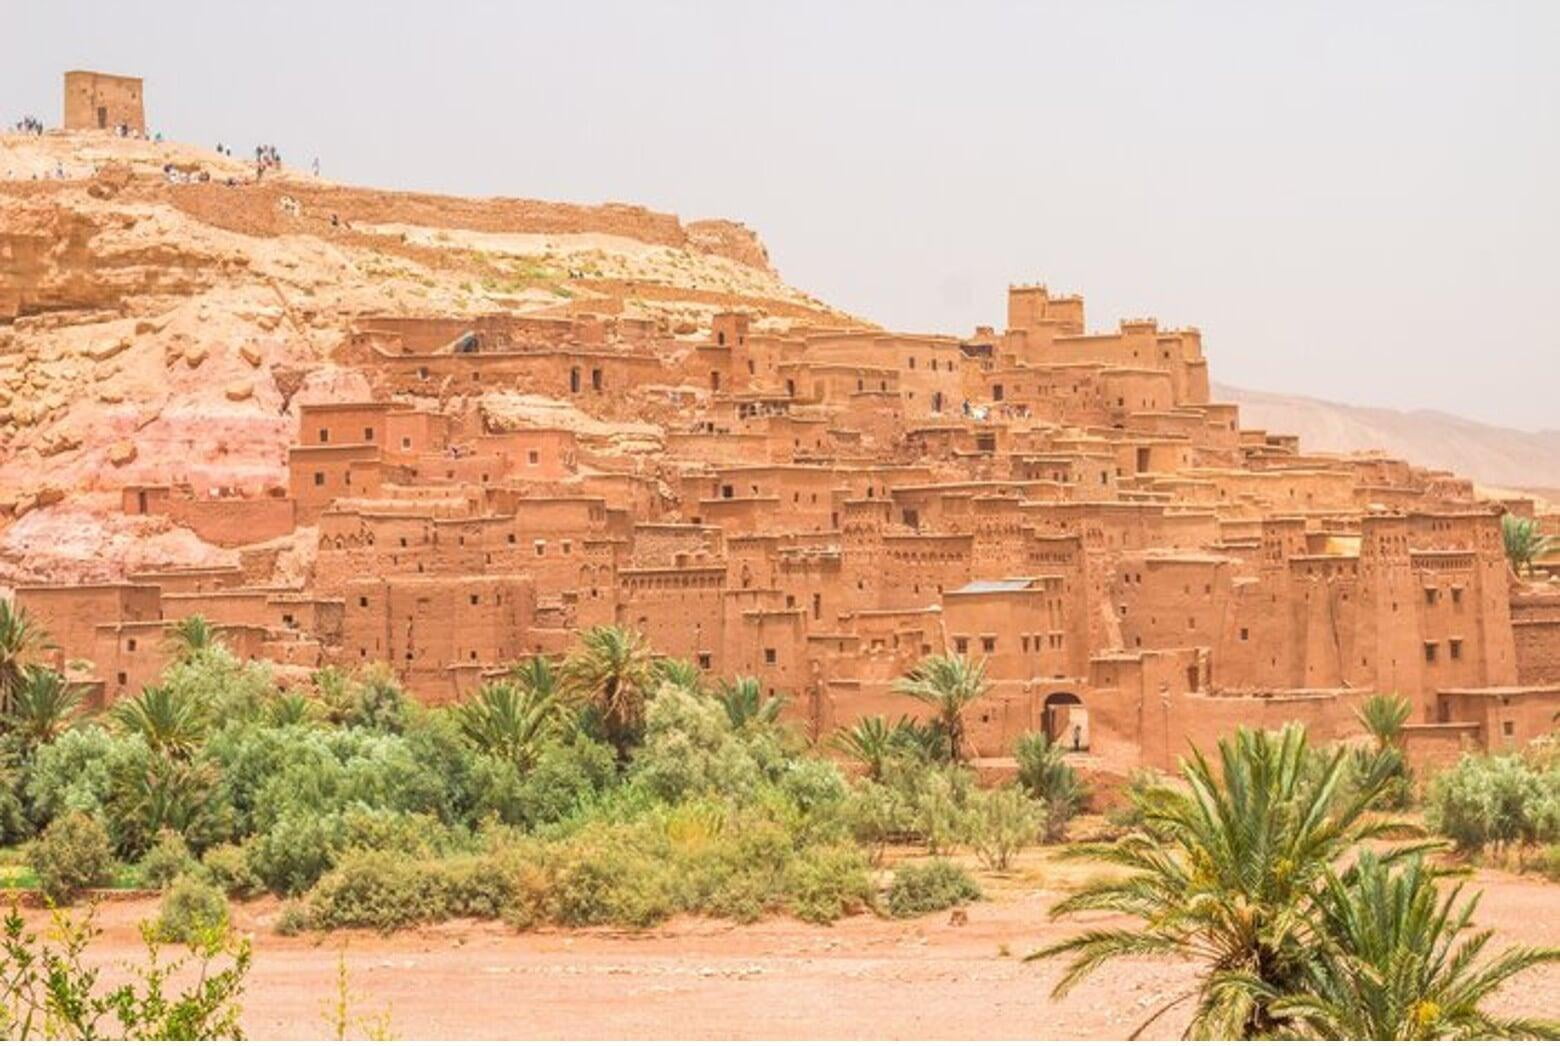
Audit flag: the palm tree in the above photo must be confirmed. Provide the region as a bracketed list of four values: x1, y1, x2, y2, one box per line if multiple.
[1014, 731, 1087, 842]
[165, 614, 220, 661]
[653, 657, 704, 694]
[110, 685, 207, 759]
[561, 625, 656, 758]
[892, 653, 988, 762]
[831, 715, 903, 780]
[3, 665, 81, 749]
[715, 676, 786, 731]
[266, 691, 318, 727]
[1260, 853, 1560, 1039]
[107, 753, 221, 855]
[0, 599, 49, 716]
[507, 654, 560, 702]
[1501, 514, 1553, 576]
[830, 714, 938, 779]
[1027, 724, 1428, 1039]
[1357, 693, 1412, 751]
[455, 679, 561, 769]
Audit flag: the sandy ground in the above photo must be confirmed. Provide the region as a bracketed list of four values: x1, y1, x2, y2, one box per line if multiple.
[20, 861, 1560, 1040]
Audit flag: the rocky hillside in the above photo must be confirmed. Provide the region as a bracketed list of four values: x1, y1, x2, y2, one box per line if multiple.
[0, 132, 858, 583]
[1217, 383, 1560, 497]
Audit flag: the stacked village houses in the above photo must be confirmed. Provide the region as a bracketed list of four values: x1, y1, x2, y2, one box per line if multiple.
[18, 285, 1560, 774]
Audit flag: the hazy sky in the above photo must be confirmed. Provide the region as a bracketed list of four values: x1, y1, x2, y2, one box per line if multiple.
[8, 1, 1557, 429]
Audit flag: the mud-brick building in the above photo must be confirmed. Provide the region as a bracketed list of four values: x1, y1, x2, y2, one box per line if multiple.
[63, 70, 145, 133]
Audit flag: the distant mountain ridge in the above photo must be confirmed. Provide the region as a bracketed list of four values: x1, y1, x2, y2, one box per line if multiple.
[1215, 383, 1560, 492]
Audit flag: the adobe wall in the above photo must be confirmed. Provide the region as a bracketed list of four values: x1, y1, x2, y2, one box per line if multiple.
[15, 583, 162, 660]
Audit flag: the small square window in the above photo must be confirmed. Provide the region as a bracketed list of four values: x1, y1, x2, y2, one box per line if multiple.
[1449, 639, 1462, 660]
[313, 471, 325, 487]
[697, 652, 712, 670]
[358, 596, 369, 608]
[764, 648, 777, 665]
[954, 637, 969, 654]
[981, 636, 996, 653]
[469, 594, 480, 606]
[528, 450, 540, 465]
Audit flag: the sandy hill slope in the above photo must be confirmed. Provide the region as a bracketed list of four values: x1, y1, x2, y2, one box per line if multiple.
[1216, 382, 1560, 494]
[0, 132, 860, 582]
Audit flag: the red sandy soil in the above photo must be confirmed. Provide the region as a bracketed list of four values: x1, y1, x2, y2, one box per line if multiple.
[21, 864, 1560, 1040]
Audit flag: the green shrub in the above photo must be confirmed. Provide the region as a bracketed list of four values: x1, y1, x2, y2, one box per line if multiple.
[963, 787, 1042, 871]
[1014, 731, 1086, 842]
[886, 858, 981, 918]
[138, 829, 196, 889]
[548, 825, 677, 928]
[25, 726, 149, 830]
[201, 842, 262, 899]
[776, 758, 848, 816]
[29, 811, 115, 902]
[1537, 843, 1560, 882]
[630, 685, 775, 803]
[247, 809, 342, 895]
[842, 779, 916, 863]
[1426, 752, 1558, 852]
[904, 762, 974, 854]
[784, 844, 874, 924]
[306, 849, 450, 932]
[155, 873, 230, 943]
[509, 737, 617, 827]
[274, 900, 310, 936]
[442, 846, 553, 928]
[162, 645, 278, 724]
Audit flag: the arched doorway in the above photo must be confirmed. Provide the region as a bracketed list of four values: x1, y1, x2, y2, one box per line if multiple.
[1043, 692, 1088, 752]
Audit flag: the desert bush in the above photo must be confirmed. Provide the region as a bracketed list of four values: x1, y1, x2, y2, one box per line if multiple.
[138, 828, 197, 888]
[441, 845, 553, 928]
[963, 787, 1042, 870]
[886, 858, 981, 917]
[305, 849, 449, 932]
[246, 809, 343, 895]
[841, 778, 916, 863]
[25, 726, 149, 830]
[1014, 731, 1086, 841]
[0, 753, 30, 845]
[783, 843, 874, 924]
[201, 842, 262, 898]
[547, 822, 679, 928]
[274, 900, 310, 937]
[899, 761, 975, 854]
[501, 736, 617, 827]
[1426, 751, 1559, 853]
[629, 684, 780, 803]
[162, 645, 278, 724]
[0, 904, 250, 1039]
[29, 811, 116, 902]
[155, 873, 230, 943]
[775, 757, 848, 817]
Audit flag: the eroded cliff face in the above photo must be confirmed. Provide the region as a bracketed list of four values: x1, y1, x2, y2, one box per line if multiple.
[0, 131, 849, 585]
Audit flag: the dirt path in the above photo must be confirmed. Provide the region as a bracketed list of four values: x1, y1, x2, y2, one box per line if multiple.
[25, 867, 1560, 1040]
